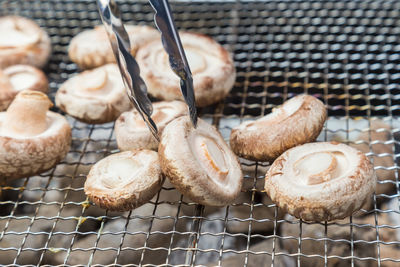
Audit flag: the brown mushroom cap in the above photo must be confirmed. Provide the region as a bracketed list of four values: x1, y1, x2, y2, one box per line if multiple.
[68, 25, 159, 69]
[230, 94, 327, 162]
[0, 16, 51, 69]
[0, 65, 48, 111]
[84, 150, 164, 211]
[55, 64, 132, 124]
[158, 116, 243, 206]
[115, 101, 187, 151]
[136, 32, 236, 107]
[265, 141, 376, 222]
[0, 90, 71, 179]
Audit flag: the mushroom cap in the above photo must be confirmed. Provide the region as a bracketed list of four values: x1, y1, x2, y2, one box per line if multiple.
[55, 64, 132, 124]
[84, 150, 164, 211]
[230, 94, 327, 162]
[115, 100, 188, 151]
[0, 65, 48, 111]
[159, 116, 243, 206]
[68, 25, 159, 69]
[136, 32, 236, 107]
[0, 112, 71, 179]
[0, 16, 51, 69]
[264, 141, 376, 222]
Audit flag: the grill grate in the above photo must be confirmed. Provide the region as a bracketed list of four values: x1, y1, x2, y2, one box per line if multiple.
[0, 0, 400, 266]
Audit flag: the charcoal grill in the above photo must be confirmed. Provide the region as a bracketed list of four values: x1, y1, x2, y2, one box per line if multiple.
[0, 0, 400, 266]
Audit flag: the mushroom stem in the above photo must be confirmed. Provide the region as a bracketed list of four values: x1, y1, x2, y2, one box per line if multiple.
[3, 90, 53, 136]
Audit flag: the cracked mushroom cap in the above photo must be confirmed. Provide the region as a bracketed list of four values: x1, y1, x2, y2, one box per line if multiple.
[115, 101, 187, 151]
[230, 94, 327, 162]
[136, 32, 236, 107]
[55, 64, 132, 124]
[69, 25, 159, 69]
[0, 65, 48, 111]
[0, 90, 71, 179]
[84, 150, 164, 211]
[159, 116, 243, 206]
[265, 142, 376, 222]
[0, 16, 51, 69]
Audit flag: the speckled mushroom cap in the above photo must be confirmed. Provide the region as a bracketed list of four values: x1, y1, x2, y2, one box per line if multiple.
[55, 64, 132, 124]
[159, 116, 243, 206]
[0, 16, 51, 69]
[136, 32, 236, 107]
[0, 90, 71, 179]
[230, 94, 327, 162]
[265, 142, 376, 222]
[115, 101, 187, 151]
[0, 65, 48, 111]
[84, 150, 164, 211]
[68, 25, 159, 69]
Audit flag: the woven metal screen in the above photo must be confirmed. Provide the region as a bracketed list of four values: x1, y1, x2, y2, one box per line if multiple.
[0, 0, 399, 266]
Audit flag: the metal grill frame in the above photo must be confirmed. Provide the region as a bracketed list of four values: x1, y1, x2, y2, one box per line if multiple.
[0, 0, 400, 266]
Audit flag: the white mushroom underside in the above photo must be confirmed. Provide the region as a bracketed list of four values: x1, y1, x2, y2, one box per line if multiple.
[268, 143, 368, 200]
[0, 112, 68, 139]
[0, 27, 39, 48]
[241, 95, 304, 131]
[188, 133, 232, 189]
[8, 72, 38, 91]
[99, 158, 144, 190]
[149, 44, 225, 83]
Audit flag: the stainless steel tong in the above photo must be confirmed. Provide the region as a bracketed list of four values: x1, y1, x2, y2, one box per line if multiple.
[97, 0, 197, 141]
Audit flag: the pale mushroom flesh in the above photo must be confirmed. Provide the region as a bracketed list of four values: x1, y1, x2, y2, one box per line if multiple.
[230, 94, 327, 162]
[55, 64, 132, 124]
[265, 142, 376, 222]
[0, 65, 48, 111]
[0, 90, 71, 179]
[84, 150, 164, 211]
[115, 100, 187, 151]
[159, 116, 243, 206]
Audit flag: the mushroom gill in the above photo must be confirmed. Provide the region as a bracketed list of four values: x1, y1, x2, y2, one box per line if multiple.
[158, 116, 243, 206]
[265, 142, 376, 222]
[230, 94, 327, 162]
[84, 150, 164, 211]
[2, 90, 52, 137]
[115, 101, 187, 151]
[0, 17, 40, 49]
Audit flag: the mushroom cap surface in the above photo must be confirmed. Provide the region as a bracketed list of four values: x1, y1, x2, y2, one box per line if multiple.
[136, 32, 236, 107]
[0, 92, 71, 179]
[115, 100, 187, 151]
[68, 25, 159, 69]
[55, 64, 132, 124]
[230, 94, 327, 162]
[0, 65, 48, 111]
[159, 116, 243, 206]
[0, 16, 51, 69]
[264, 141, 376, 222]
[84, 150, 164, 211]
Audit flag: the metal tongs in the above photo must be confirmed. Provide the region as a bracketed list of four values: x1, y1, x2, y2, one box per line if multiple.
[97, 0, 197, 141]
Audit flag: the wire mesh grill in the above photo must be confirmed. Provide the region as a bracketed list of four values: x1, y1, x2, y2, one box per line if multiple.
[0, 0, 400, 266]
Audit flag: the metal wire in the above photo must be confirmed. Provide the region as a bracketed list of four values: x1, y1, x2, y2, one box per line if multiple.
[0, 0, 400, 266]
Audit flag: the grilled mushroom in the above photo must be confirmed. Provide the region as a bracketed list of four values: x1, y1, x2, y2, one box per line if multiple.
[230, 94, 327, 162]
[0, 16, 51, 69]
[69, 25, 159, 69]
[55, 64, 132, 124]
[115, 101, 187, 151]
[265, 142, 376, 222]
[0, 91, 71, 179]
[136, 32, 236, 107]
[159, 116, 243, 206]
[84, 150, 164, 211]
[0, 65, 48, 111]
